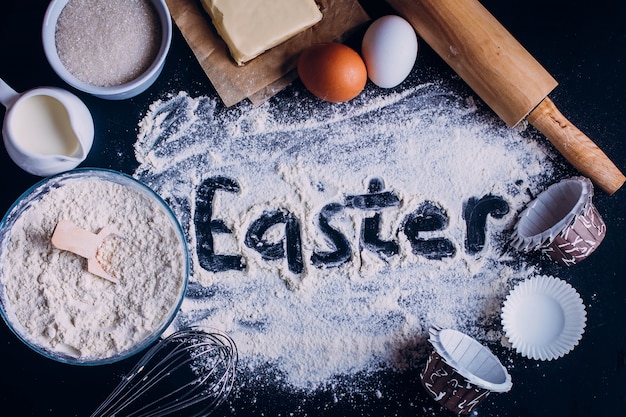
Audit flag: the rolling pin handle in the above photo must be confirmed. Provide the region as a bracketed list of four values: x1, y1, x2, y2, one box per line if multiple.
[527, 97, 626, 195]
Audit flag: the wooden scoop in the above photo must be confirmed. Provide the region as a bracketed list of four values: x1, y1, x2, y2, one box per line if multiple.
[51, 220, 120, 284]
[385, 0, 625, 195]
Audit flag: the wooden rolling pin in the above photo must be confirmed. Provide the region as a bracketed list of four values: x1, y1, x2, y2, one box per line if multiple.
[385, 0, 625, 195]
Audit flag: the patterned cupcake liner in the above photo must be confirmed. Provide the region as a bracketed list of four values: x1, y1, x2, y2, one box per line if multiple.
[511, 176, 606, 266]
[420, 327, 512, 414]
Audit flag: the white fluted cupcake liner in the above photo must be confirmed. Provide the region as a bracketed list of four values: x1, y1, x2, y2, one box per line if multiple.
[501, 275, 586, 361]
[420, 326, 512, 414]
[511, 176, 606, 266]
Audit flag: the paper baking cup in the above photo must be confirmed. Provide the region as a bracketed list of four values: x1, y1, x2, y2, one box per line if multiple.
[420, 327, 512, 414]
[511, 176, 606, 266]
[501, 275, 586, 361]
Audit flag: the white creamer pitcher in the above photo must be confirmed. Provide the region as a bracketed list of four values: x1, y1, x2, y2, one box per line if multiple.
[0, 78, 94, 176]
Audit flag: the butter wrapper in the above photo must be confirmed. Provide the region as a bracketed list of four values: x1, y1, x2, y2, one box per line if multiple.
[165, 0, 369, 106]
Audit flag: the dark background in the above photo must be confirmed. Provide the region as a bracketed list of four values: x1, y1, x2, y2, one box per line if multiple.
[1, 1, 624, 416]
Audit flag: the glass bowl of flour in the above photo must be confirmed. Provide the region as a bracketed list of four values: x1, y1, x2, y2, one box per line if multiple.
[0, 168, 188, 365]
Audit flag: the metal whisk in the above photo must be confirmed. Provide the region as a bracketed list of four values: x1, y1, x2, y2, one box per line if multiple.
[91, 326, 237, 417]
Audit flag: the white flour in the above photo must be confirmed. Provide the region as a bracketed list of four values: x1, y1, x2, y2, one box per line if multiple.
[0, 174, 186, 360]
[134, 82, 557, 389]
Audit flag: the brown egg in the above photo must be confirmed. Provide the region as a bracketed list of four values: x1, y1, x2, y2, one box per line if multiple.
[297, 43, 367, 103]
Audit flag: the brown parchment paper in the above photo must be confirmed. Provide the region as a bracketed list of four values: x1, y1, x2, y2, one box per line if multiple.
[164, 0, 370, 106]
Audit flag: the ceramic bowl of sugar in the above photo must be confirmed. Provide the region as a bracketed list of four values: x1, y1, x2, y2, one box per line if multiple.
[0, 168, 189, 365]
[42, 0, 172, 100]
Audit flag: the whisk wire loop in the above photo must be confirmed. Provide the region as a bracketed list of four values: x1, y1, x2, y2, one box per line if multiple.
[91, 327, 237, 417]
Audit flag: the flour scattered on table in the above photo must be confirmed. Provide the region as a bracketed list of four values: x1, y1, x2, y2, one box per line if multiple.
[134, 82, 556, 389]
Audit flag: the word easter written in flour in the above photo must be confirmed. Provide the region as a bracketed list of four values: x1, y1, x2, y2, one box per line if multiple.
[195, 176, 509, 274]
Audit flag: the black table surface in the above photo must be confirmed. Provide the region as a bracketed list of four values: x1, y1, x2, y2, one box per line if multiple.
[1, 1, 625, 416]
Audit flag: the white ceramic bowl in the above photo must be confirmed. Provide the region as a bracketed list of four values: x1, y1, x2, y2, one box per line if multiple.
[42, 0, 172, 100]
[0, 169, 189, 365]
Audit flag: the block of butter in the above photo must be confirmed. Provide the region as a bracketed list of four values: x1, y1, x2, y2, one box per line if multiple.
[200, 0, 323, 65]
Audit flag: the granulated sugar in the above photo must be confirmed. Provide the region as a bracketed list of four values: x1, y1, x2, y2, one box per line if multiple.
[133, 82, 558, 390]
[55, 0, 160, 87]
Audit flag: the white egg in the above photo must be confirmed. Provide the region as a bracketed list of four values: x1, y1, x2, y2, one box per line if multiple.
[361, 15, 418, 88]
